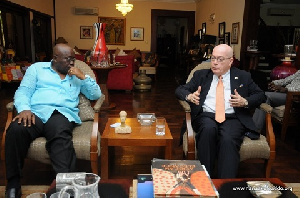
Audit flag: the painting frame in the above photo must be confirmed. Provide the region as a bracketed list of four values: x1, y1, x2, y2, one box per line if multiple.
[130, 27, 144, 41]
[202, 23, 206, 35]
[225, 32, 230, 45]
[218, 22, 225, 38]
[219, 39, 225, 44]
[98, 16, 126, 45]
[80, 26, 93, 39]
[198, 29, 203, 40]
[231, 22, 240, 44]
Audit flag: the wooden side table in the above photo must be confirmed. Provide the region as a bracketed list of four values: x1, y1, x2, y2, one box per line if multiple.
[101, 118, 173, 179]
[91, 65, 126, 110]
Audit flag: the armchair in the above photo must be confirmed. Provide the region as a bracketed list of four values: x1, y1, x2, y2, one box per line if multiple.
[179, 62, 276, 178]
[1, 60, 105, 184]
[270, 91, 300, 141]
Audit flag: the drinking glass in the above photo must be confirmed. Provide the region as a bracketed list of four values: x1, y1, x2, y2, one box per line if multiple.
[156, 117, 166, 136]
[50, 192, 70, 198]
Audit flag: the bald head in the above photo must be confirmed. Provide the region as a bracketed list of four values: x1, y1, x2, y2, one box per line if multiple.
[53, 43, 73, 56]
[213, 44, 233, 58]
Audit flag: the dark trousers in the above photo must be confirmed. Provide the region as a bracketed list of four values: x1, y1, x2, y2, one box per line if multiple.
[192, 113, 245, 179]
[5, 110, 76, 181]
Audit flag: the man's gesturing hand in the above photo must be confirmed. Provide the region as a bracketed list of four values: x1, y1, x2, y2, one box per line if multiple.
[187, 86, 201, 105]
[13, 110, 35, 127]
[229, 89, 247, 107]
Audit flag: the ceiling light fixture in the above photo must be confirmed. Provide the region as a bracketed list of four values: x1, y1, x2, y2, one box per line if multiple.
[116, 0, 133, 16]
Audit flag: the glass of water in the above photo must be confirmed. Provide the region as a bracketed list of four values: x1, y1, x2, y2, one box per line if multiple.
[156, 117, 166, 136]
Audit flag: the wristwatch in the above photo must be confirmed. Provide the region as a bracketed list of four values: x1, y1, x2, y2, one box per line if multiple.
[244, 99, 248, 108]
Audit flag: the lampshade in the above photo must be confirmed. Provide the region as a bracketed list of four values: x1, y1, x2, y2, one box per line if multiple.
[116, 0, 133, 16]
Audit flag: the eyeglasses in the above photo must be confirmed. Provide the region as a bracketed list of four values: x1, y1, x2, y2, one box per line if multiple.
[64, 57, 76, 62]
[54, 55, 76, 63]
[211, 56, 232, 63]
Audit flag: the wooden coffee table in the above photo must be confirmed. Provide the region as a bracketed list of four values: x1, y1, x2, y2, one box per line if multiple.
[100, 118, 173, 179]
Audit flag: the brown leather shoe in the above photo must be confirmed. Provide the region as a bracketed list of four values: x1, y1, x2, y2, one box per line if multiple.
[5, 188, 21, 198]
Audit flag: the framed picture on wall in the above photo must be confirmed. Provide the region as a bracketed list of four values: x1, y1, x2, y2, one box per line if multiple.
[231, 22, 240, 44]
[130, 27, 144, 41]
[198, 29, 203, 40]
[202, 23, 206, 35]
[218, 22, 225, 38]
[99, 16, 126, 45]
[225, 32, 230, 45]
[80, 26, 93, 39]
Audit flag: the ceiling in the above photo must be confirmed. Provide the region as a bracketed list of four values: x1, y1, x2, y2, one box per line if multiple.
[131, 0, 300, 4]
[262, 0, 300, 4]
[131, 0, 195, 3]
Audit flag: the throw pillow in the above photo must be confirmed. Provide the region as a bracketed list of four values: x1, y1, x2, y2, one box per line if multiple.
[141, 52, 156, 66]
[128, 48, 141, 59]
[115, 48, 120, 56]
[78, 94, 94, 122]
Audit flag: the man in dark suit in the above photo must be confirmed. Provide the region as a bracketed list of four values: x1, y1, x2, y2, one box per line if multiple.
[175, 44, 266, 178]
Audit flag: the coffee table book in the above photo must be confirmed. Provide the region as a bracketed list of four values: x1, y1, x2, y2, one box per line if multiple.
[151, 159, 219, 197]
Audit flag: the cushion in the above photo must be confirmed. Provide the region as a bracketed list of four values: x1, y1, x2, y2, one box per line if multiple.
[74, 46, 83, 55]
[74, 60, 96, 121]
[128, 48, 141, 59]
[115, 48, 120, 56]
[272, 105, 285, 118]
[78, 94, 94, 121]
[141, 52, 156, 66]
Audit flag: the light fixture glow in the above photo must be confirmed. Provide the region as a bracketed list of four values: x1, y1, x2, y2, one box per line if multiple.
[116, 0, 133, 16]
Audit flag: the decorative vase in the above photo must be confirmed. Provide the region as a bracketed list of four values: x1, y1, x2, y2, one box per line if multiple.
[133, 70, 152, 91]
[270, 45, 297, 80]
[90, 23, 109, 67]
[270, 60, 297, 80]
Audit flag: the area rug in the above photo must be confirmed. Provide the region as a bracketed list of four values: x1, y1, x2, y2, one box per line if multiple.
[1, 183, 300, 197]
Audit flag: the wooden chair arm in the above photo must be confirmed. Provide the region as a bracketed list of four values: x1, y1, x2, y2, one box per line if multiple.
[90, 110, 99, 157]
[186, 112, 196, 160]
[1, 102, 14, 185]
[265, 112, 276, 160]
[93, 94, 105, 113]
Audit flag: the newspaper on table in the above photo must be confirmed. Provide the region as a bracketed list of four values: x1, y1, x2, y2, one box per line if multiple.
[56, 172, 86, 192]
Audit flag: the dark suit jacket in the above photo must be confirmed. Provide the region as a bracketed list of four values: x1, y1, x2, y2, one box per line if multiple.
[175, 67, 266, 132]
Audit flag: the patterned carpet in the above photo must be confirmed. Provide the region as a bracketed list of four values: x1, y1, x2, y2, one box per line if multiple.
[1, 183, 299, 197]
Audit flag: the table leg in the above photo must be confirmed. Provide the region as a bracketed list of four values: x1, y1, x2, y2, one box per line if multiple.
[99, 83, 116, 110]
[101, 138, 109, 179]
[165, 139, 172, 160]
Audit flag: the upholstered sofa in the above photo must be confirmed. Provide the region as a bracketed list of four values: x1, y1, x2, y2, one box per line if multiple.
[107, 55, 135, 91]
[74, 48, 158, 90]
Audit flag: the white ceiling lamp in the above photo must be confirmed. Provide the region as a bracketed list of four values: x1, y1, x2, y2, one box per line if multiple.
[116, 0, 133, 16]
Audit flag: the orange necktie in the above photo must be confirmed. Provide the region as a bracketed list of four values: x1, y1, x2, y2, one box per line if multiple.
[215, 76, 225, 123]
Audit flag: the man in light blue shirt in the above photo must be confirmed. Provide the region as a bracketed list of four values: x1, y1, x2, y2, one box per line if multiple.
[5, 44, 101, 198]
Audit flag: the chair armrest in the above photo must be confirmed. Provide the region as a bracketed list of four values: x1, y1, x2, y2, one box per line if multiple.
[1, 102, 14, 183]
[185, 112, 196, 160]
[260, 103, 273, 113]
[178, 100, 191, 112]
[92, 94, 105, 113]
[265, 112, 276, 160]
[6, 102, 14, 112]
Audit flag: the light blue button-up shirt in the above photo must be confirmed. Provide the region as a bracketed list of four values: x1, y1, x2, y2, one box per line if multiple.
[14, 62, 101, 124]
